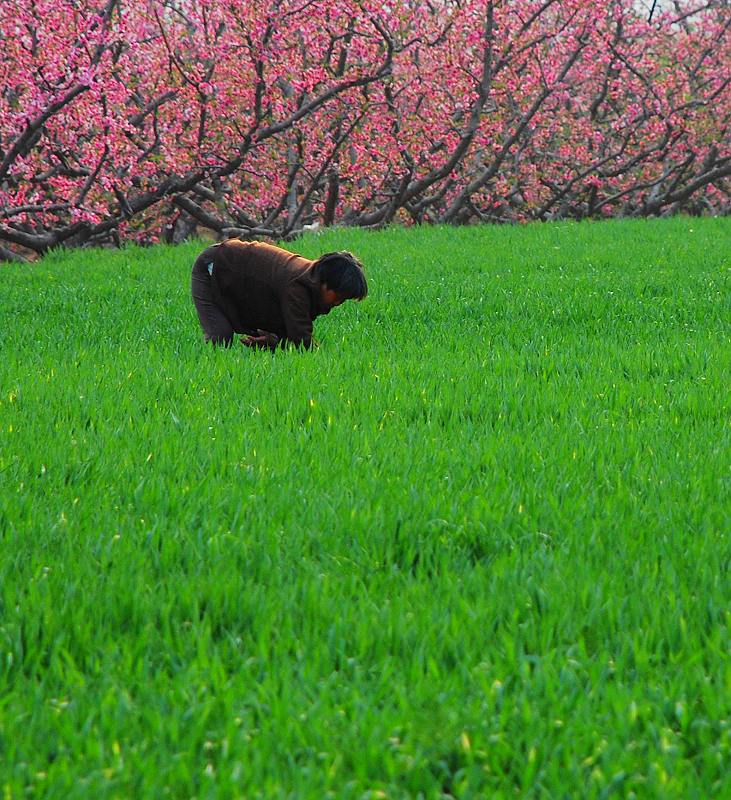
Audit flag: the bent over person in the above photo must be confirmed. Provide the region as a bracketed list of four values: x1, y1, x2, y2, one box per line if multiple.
[191, 239, 367, 349]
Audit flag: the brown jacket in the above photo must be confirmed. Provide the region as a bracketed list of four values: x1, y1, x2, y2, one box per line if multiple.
[204, 240, 329, 348]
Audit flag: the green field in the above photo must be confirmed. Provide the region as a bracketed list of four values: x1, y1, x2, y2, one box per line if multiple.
[1, 218, 730, 798]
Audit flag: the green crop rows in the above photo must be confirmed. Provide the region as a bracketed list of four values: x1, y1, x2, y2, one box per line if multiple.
[1, 218, 730, 798]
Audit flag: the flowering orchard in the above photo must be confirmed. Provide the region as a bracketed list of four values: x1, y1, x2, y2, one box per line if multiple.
[0, 0, 728, 259]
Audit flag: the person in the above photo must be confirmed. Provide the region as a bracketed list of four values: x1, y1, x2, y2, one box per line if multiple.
[191, 239, 367, 349]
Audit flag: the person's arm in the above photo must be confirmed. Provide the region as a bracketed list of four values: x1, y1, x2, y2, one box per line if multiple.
[279, 283, 314, 349]
[240, 284, 314, 350]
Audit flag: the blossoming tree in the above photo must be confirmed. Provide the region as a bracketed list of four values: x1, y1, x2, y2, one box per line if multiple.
[0, 0, 728, 260]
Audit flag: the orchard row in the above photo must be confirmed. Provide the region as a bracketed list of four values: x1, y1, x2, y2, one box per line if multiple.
[1, 0, 728, 259]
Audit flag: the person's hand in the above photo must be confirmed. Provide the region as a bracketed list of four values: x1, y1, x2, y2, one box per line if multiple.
[240, 329, 279, 350]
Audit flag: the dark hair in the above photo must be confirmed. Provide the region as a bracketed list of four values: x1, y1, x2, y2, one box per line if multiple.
[314, 251, 368, 300]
